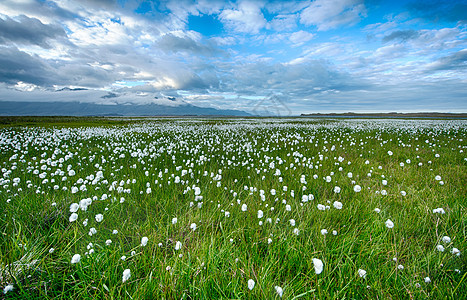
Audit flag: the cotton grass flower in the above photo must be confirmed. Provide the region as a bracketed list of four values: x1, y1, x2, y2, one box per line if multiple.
[122, 269, 131, 283]
[190, 223, 197, 231]
[71, 254, 81, 264]
[321, 229, 328, 235]
[95, 214, 103, 222]
[333, 201, 342, 209]
[69, 213, 78, 222]
[451, 248, 460, 256]
[69, 203, 79, 212]
[241, 204, 247, 211]
[433, 208, 446, 214]
[312, 258, 323, 274]
[293, 228, 300, 235]
[275, 286, 283, 297]
[333, 186, 341, 193]
[436, 245, 445, 252]
[424, 277, 431, 283]
[358, 269, 367, 278]
[247, 279, 255, 290]
[385, 219, 394, 229]
[353, 185, 361, 192]
[141, 236, 148, 246]
[257, 210, 263, 218]
[442, 236, 451, 243]
[3, 284, 13, 294]
[175, 241, 182, 250]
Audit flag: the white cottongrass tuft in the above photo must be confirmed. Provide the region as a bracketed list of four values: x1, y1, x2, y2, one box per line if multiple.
[333, 201, 343, 209]
[3, 284, 14, 294]
[385, 219, 394, 229]
[141, 236, 148, 246]
[442, 236, 451, 243]
[241, 204, 247, 211]
[69, 203, 79, 212]
[433, 208, 446, 214]
[321, 229, 328, 235]
[293, 228, 300, 235]
[451, 248, 460, 256]
[257, 210, 263, 218]
[95, 214, 103, 222]
[333, 186, 341, 193]
[172, 217, 178, 224]
[312, 258, 324, 274]
[175, 241, 182, 250]
[436, 245, 445, 252]
[122, 269, 131, 282]
[424, 277, 431, 283]
[358, 269, 367, 278]
[190, 223, 197, 231]
[353, 185, 362, 192]
[274, 286, 283, 297]
[374, 208, 381, 213]
[71, 254, 81, 264]
[247, 279, 255, 290]
[69, 213, 78, 222]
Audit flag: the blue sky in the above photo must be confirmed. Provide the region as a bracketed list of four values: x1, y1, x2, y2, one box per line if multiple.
[0, 0, 466, 114]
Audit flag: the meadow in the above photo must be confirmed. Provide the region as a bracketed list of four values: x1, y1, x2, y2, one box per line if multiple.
[0, 117, 465, 299]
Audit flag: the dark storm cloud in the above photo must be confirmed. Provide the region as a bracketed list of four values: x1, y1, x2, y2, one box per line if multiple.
[0, 15, 67, 48]
[382, 30, 420, 43]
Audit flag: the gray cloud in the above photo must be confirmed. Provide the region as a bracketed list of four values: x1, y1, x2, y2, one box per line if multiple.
[382, 30, 420, 43]
[217, 59, 365, 99]
[157, 34, 222, 55]
[0, 15, 67, 48]
[0, 46, 52, 85]
[427, 49, 467, 71]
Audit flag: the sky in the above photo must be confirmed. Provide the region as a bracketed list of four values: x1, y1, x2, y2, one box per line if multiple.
[0, 0, 466, 115]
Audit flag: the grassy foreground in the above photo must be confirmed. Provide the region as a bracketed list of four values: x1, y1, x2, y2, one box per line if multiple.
[0, 117, 465, 299]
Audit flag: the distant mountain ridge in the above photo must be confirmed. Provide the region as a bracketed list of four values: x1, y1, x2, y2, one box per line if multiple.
[301, 112, 467, 118]
[0, 101, 251, 116]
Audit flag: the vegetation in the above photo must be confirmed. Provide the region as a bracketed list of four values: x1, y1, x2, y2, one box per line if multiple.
[0, 117, 465, 299]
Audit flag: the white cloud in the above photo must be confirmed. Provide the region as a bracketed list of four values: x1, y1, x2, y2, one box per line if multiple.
[267, 14, 297, 31]
[300, 0, 366, 31]
[289, 30, 314, 45]
[220, 1, 267, 34]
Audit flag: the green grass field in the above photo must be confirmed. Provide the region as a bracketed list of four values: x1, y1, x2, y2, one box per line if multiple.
[0, 117, 465, 299]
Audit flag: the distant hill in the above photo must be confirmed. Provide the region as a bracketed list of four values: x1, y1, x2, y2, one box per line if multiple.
[0, 101, 251, 117]
[301, 112, 467, 118]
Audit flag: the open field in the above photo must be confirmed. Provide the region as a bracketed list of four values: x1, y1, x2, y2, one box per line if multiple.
[0, 117, 466, 299]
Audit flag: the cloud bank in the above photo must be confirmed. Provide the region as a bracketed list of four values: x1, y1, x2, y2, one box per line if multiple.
[0, 0, 466, 114]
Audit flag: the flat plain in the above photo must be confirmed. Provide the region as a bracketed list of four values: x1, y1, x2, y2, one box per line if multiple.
[0, 117, 465, 299]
